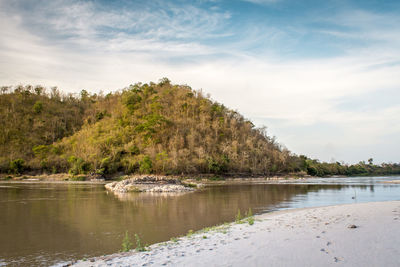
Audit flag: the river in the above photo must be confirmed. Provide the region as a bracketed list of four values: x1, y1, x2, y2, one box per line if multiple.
[0, 176, 399, 266]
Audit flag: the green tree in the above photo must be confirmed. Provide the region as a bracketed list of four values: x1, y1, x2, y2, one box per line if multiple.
[9, 159, 25, 174]
[139, 156, 153, 174]
[33, 101, 43, 114]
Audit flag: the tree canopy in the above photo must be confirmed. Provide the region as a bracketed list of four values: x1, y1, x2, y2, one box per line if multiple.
[1, 80, 399, 177]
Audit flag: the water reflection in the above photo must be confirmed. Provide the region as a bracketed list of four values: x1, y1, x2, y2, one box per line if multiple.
[0, 177, 399, 266]
[111, 191, 192, 202]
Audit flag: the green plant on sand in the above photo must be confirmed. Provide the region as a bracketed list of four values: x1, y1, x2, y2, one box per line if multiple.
[236, 208, 255, 225]
[121, 231, 132, 252]
[235, 209, 243, 223]
[135, 234, 146, 252]
[246, 208, 255, 225]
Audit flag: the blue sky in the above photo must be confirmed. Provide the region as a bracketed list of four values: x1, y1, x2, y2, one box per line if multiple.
[1, 0, 400, 164]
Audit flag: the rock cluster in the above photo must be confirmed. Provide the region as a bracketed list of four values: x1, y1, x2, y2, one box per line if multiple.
[104, 176, 195, 193]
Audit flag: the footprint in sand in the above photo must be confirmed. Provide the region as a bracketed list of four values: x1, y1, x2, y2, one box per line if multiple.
[320, 248, 329, 254]
[334, 256, 342, 262]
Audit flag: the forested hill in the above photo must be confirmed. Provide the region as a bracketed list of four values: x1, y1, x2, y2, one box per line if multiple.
[0, 85, 89, 170]
[1, 79, 399, 177]
[0, 79, 298, 175]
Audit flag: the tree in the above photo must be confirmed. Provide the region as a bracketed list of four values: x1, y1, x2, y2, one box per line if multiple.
[33, 101, 43, 114]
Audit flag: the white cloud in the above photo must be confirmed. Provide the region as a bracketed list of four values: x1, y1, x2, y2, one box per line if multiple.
[0, 1, 399, 163]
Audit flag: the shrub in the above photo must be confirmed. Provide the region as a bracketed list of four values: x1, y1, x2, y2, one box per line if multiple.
[32, 145, 51, 159]
[32, 101, 43, 114]
[121, 158, 139, 174]
[68, 156, 90, 175]
[9, 159, 25, 174]
[307, 166, 318, 176]
[207, 155, 229, 174]
[100, 157, 118, 174]
[209, 175, 224, 181]
[123, 89, 142, 113]
[46, 155, 69, 173]
[139, 155, 152, 174]
[69, 175, 86, 181]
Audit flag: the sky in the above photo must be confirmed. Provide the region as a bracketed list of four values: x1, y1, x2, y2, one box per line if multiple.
[1, 0, 400, 164]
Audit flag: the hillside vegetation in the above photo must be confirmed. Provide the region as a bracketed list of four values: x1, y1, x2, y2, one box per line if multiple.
[0, 85, 88, 172]
[45, 78, 296, 176]
[0, 79, 399, 177]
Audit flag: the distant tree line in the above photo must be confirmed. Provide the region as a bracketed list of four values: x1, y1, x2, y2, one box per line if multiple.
[296, 156, 400, 177]
[1, 80, 399, 177]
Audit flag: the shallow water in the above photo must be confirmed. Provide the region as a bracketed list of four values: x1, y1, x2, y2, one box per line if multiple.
[0, 176, 399, 266]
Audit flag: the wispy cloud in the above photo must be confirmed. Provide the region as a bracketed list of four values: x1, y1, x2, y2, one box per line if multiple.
[0, 0, 399, 163]
[315, 9, 400, 53]
[241, 0, 281, 5]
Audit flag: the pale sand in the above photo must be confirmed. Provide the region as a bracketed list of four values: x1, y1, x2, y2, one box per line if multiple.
[72, 201, 400, 267]
[381, 180, 400, 184]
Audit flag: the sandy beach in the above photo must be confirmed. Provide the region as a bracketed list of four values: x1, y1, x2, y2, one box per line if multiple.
[71, 201, 400, 267]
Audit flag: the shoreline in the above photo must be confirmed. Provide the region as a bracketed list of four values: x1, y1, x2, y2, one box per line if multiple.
[69, 200, 400, 267]
[0, 173, 305, 180]
[2, 175, 400, 187]
[1, 175, 399, 187]
[0, 174, 308, 186]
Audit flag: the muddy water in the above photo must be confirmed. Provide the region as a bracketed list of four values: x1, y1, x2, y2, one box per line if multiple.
[0, 176, 399, 266]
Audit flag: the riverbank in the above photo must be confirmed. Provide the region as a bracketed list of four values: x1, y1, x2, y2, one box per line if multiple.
[0, 173, 106, 183]
[0, 173, 309, 185]
[70, 201, 400, 267]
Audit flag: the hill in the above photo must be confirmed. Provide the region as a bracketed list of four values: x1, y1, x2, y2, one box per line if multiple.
[49, 78, 296, 176]
[1, 79, 399, 177]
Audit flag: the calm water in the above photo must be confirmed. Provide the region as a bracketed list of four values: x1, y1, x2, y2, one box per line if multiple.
[0, 176, 399, 266]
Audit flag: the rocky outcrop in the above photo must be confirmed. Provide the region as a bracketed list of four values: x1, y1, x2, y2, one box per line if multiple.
[104, 175, 196, 193]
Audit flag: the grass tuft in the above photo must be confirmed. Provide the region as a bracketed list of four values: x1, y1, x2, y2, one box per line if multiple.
[135, 234, 146, 252]
[121, 231, 132, 252]
[235, 209, 244, 224]
[245, 208, 255, 225]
